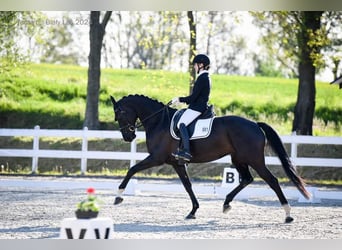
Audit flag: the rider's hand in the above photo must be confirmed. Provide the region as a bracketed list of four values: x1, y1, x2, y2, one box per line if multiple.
[171, 97, 180, 105]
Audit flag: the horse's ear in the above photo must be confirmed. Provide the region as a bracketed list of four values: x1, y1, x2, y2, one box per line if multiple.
[110, 95, 116, 105]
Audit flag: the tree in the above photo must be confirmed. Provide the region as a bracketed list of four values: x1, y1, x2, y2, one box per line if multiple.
[187, 11, 196, 93]
[116, 12, 186, 71]
[100, 11, 254, 76]
[0, 11, 43, 73]
[292, 12, 323, 135]
[40, 17, 78, 64]
[196, 11, 252, 75]
[0, 12, 25, 74]
[40, 15, 80, 64]
[321, 12, 342, 80]
[84, 11, 112, 129]
[0, 12, 18, 70]
[252, 11, 327, 135]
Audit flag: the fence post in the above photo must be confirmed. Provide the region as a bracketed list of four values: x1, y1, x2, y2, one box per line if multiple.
[291, 131, 298, 162]
[130, 130, 137, 168]
[31, 125, 40, 174]
[81, 127, 88, 175]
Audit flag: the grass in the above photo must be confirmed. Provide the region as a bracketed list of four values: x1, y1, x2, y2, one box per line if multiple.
[0, 63, 341, 135]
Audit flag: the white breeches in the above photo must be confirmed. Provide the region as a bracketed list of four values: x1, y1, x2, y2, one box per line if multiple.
[177, 109, 201, 128]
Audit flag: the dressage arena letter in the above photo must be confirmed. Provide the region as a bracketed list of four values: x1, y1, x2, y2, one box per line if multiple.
[64, 227, 111, 239]
[65, 228, 87, 239]
[221, 167, 240, 188]
[60, 218, 114, 239]
[226, 172, 235, 183]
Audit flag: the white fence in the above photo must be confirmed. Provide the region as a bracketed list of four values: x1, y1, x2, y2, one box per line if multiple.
[1, 126, 341, 202]
[0, 126, 341, 174]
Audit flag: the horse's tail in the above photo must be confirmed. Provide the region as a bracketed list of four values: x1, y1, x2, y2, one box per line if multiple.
[257, 122, 311, 200]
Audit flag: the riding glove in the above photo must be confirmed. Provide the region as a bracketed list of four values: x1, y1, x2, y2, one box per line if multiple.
[171, 97, 180, 105]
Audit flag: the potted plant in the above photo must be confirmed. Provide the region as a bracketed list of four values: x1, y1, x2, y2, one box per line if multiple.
[75, 187, 101, 219]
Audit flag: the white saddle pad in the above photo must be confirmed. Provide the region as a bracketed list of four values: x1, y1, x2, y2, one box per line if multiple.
[170, 115, 215, 140]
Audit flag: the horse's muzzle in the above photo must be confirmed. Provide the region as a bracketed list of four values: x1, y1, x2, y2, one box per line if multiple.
[123, 133, 136, 142]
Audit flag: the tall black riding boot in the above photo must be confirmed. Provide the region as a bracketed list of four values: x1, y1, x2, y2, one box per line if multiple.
[173, 123, 192, 162]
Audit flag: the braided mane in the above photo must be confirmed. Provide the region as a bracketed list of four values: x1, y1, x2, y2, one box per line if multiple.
[120, 94, 166, 107]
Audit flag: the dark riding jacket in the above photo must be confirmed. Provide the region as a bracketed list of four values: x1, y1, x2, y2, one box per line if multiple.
[179, 71, 211, 113]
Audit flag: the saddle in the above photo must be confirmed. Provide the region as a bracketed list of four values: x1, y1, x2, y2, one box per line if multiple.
[170, 105, 215, 140]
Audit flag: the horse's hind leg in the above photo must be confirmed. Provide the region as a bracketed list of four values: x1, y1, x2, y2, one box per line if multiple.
[252, 163, 293, 223]
[223, 162, 253, 213]
[172, 163, 199, 219]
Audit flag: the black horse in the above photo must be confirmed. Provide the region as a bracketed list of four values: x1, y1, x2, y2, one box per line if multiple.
[110, 94, 310, 223]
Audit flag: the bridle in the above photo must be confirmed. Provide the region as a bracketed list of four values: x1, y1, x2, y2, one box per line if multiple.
[115, 102, 171, 132]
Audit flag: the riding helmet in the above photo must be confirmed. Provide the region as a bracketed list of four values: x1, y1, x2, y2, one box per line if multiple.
[192, 54, 210, 67]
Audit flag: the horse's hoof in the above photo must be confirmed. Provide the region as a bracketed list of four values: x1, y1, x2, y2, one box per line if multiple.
[185, 213, 196, 219]
[114, 197, 124, 205]
[285, 216, 294, 223]
[223, 204, 232, 213]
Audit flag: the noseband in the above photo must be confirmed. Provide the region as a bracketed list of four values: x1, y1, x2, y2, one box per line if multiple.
[114, 108, 137, 132]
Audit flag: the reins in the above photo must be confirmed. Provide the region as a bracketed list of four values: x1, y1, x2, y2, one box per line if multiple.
[117, 103, 171, 132]
[134, 104, 170, 129]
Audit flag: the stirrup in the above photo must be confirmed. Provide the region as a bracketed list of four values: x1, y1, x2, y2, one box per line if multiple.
[172, 151, 181, 160]
[172, 150, 192, 161]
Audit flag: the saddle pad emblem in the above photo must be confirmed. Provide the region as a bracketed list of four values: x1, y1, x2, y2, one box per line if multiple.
[170, 111, 215, 140]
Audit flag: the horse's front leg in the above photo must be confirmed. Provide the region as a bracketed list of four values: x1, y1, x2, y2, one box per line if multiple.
[114, 155, 159, 205]
[172, 163, 199, 219]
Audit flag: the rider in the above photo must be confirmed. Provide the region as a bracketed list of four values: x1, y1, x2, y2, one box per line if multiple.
[171, 54, 211, 162]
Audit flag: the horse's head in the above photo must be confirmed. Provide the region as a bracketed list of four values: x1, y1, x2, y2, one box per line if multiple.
[110, 95, 137, 142]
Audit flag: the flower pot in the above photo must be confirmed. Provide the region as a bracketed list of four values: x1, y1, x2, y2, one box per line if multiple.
[75, 210, 99, 219]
